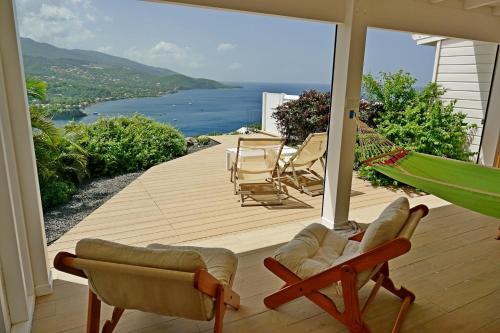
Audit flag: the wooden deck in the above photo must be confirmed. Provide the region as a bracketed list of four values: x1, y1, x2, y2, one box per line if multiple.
[35, 203, 500, 332]
[47, 134, 429, 269]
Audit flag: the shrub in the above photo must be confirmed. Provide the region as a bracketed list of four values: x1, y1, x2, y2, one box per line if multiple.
[66, 115, 187, 176]
[358, 72, 476, 186]
[272, 90, 331, 144]
[40, 180, 76, 208]
[196, 135, 211, 146]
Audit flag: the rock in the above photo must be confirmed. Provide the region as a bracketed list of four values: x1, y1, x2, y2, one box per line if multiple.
[236, 127, 250, 134]
[185, 137, 198, 146]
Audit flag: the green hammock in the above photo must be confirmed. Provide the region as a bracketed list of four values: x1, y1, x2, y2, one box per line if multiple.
[356, 120, 500, 219]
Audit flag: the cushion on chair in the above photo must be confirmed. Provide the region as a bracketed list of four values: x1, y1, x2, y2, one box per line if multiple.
[272, 197, 411, 299]
[75, 239, 237, 321]
[359, 197, 410, 252]
[147, 244, 238, 286]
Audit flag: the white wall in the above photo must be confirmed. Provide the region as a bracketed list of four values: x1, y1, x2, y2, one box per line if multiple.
[261, 92, 299, 135]
[434, 39, 498, 154]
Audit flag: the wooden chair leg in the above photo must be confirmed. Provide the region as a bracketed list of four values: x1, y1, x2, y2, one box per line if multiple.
[102, 307, 124, 333]
[340, 266, 370, 333]
[214, 285, 226, 333]
[87, 289, 101, 333]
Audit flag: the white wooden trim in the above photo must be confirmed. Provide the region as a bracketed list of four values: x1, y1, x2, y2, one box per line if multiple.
[478, 47, 500, 165]
[322, 0, 367, 229]
[432, 40, 442, 82]
[0, 0, 52, 298]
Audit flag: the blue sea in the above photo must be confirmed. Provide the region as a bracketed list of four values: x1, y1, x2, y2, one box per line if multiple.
[53, 82, 330, 136]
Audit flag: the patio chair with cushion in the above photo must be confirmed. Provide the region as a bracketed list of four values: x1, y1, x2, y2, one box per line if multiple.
[279, 132, 327, 196]
[230, 137, 285, 206]
[54, 240, 240, 333]
[263, 197, 429, 333]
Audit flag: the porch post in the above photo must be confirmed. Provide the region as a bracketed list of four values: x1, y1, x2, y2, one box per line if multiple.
[478, 46, 500, 167]
[0, 0, 52, 295]
[322, 0, 367, 229]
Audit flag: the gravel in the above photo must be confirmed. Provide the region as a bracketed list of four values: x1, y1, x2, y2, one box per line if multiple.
[43, 138, 220, 245]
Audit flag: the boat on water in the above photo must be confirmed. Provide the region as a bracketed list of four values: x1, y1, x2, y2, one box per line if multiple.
[93, 112, 99, 115]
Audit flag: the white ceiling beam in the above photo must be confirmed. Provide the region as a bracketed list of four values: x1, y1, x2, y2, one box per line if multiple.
[359, 0, 500, 44]
[464, 0, 500, 10]
[150, 0, 346, 23]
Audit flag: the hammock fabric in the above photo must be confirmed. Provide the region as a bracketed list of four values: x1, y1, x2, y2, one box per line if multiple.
[356, 119, 500, 219]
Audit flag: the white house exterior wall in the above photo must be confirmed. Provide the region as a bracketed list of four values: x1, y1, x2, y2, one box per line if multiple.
[434, 39, 498, 154]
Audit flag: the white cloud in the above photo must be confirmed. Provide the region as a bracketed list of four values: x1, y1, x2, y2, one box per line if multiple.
[124, 41, 204, 71]
[14, 0, 102, 48]
[227, 62, 242, 70]
[217, 43, 236, 51]
[97, 46, 113, 53]
[103, 16, 113, 22]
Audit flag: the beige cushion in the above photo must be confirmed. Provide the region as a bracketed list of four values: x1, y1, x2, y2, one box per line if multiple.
[147, 244, 238, 286]
[273, 223, 360, 298]
[272, 197, 411, 299]
[359, 197, 410, 252]
[75, 239, 237, 321]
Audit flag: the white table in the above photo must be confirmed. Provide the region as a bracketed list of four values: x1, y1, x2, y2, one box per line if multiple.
[225, 146, 297, 170]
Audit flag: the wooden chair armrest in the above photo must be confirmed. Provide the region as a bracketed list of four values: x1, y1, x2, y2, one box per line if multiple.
[53, 252, 87, 279]
[194, 269, 240, 308]
[410, 204, 429, 217]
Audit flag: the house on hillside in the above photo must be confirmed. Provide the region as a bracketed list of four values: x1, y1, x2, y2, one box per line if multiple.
[413, 34, 500, 166]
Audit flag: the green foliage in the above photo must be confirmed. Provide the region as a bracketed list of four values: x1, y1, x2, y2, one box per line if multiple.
[66, 115, 187, 176]
[247, 122, 262, 130]
[359, 72, 476, 186]
[196, 135, 211, 146]
[28, 78, 88, 208]
[272, 90, 331, 144]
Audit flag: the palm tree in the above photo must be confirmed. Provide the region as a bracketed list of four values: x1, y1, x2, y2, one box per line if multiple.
[26, 77, 88, 207]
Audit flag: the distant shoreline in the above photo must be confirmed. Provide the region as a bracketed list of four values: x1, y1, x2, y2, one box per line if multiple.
[51, 84, 241, 121]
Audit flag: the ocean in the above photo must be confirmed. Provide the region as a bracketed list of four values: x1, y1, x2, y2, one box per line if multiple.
[53, 82, 330, 136]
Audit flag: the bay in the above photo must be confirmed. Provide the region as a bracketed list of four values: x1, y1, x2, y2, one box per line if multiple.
[53, 81, 330, 136]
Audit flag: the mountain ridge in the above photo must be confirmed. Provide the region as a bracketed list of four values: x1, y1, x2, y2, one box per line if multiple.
[20, 38, 235, 118]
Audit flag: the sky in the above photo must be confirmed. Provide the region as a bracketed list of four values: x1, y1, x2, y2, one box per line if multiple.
[15, 0, 436, 85]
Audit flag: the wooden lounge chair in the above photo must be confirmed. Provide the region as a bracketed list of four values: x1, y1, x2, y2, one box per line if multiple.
[263, 198, 429, 333]
[54, 240, 240, 333]
[230, 137, 285, 206]
[279, 132, 327, 196]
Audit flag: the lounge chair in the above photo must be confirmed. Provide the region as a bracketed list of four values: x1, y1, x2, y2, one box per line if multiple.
[263, 197, 429, 333]
[279, 132, 327, 196]
[54, 240, 240, 333]
[230, 137, 285, 206]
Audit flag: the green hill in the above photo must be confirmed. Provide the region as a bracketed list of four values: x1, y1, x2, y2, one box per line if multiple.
[20, 38, 234, 118]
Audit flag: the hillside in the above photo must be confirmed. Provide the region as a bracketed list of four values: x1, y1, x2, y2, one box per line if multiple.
[20, 38, 234, 118]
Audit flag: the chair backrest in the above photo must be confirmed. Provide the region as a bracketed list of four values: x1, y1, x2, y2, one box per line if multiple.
[74, 239, 216, 321]
[289, 132, 327, 167]
[236, 137, 285, 173]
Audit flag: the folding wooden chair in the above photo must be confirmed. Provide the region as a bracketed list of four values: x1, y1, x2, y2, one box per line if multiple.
[263, 198, 429, 333]
[54, 240, 240, 333]
[230, 137, 285, 206]
[279, 132, 327, 196]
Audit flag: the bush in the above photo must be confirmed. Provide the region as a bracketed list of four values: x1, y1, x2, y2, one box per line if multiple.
[358, 72, 476, 186]
[196, 135, 211, 146]
[40, 180, 76, 208]
[66, 115, 187, 176]
[272, 90, 331, 144]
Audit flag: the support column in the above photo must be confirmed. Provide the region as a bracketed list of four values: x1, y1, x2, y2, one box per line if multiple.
[322, 0, 367, 229]
[478, 47, 500, 167]
[0, 0, 52, 295]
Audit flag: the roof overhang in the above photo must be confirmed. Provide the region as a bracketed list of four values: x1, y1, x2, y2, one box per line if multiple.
[150, 0, 500, 44]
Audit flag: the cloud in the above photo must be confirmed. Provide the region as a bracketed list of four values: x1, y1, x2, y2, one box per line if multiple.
[217, 43, 236, 51]
[103, 16, 113, 22]
[97, 46, 113, 53]
[14, 0, 108, 48]
[227, 62, 242, 70]
[124, 41, 204, 71]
